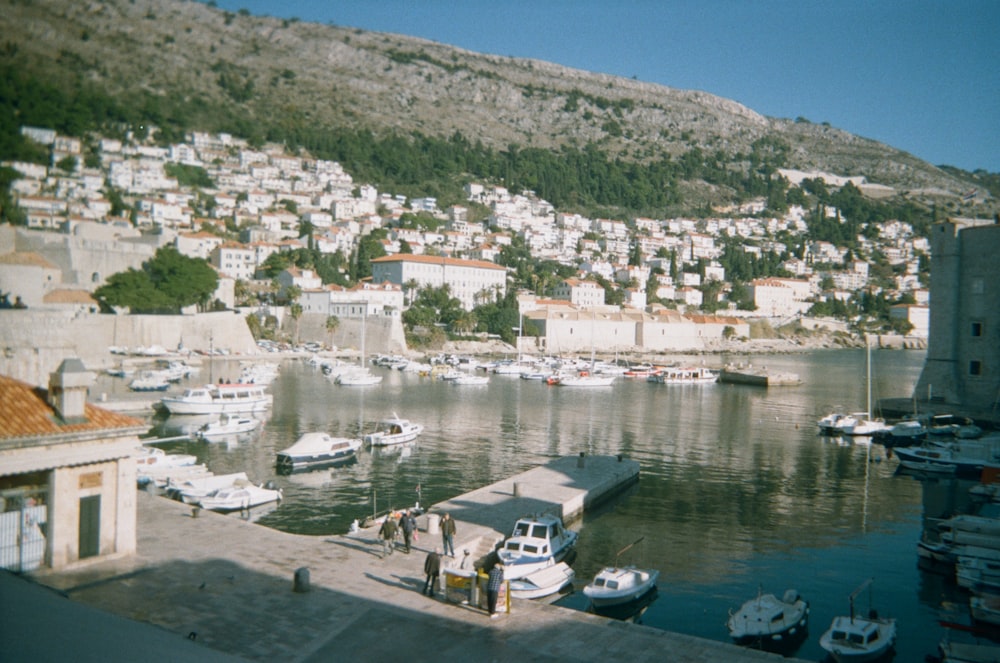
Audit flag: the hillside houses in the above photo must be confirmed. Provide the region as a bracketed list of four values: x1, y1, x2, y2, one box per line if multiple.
[0, 126, 934, 345]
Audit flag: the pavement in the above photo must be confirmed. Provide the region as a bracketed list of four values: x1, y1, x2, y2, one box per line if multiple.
[4, 458, 803, 663]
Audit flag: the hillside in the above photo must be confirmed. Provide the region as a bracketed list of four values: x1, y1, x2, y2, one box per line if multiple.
[1, 0, 994, 215]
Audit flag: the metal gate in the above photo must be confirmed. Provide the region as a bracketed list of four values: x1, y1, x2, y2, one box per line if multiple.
[0, 488, 48, 572]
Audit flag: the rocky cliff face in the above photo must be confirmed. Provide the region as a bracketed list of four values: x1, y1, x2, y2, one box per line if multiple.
[1, 0, 981, 204]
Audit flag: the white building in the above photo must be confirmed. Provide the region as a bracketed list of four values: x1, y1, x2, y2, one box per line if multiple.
[370, 254, 507, 311]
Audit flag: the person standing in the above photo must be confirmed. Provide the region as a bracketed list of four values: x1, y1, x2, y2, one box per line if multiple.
[486, 562, 505, 618]
[423, 548, 442, 597]
[440, 513, 457, 557]
[379, 514, 398, 557]
[400, 509, 416, 553]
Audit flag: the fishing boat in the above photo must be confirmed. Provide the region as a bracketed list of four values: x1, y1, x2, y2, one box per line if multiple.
[819, 579, 896, 662]
[160, 383, 272, 415]
[451, 373, 489, 386]
[556, 370, 615, 387]
[507, 562, 575, 600]
[651, 366, 719, 384]
[197, 480, 283, 513]
[497, 513, 578, 580]
[276, 432, 362, 472]
[363, 413, 423, 447]
[583, 537, 659, 612]
[726, 586, 809, 648]
[195, 413, 261, 440]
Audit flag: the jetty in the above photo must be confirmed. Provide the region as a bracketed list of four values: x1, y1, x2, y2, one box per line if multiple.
[17, 455, 800, 662]
[719, 364, 802, 387]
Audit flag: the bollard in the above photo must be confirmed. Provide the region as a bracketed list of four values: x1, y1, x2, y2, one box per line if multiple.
[426, 513, 441, 535]
[191, 506, 201, 518]
[577, 451, 586, 468]
[293, 567, 310, 593]
[513, 482, 521, 497]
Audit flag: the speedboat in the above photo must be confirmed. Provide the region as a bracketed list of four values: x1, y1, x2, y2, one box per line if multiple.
[363, 413, 423, 447]
[160, 383, 272, 414]
[276, 432, 362, 472]
[583, 566, 659, 609]
[727, 587, 809, 648]
[196, 413, 261, 440]
[128, 371, 171, 392]
[508, 562, 575, 600]
[164, 471, 250, 503]
[497, 513, 578, 580]
[819, 579, 896, 662]
[197, 480, 282, 512]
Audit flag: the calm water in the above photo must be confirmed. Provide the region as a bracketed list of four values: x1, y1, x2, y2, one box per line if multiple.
[124, 349, 982, 661]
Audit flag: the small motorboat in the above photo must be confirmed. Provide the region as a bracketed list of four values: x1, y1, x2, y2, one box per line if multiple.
[451, 374, 489, 386]
[276, 432, 362, 472]
[819, 579, 896, 662]
[727, 587, 809, 648]
[196, 413, 260, 440]
[508, 562, 575, 600]
[164, 472, 250, 503]
[128, 371, 171, 392]
[363, 413, 423, 447]
[497, 513, 578, 581]
[197, 480, 282, 512]
[583, 566, 659, 609]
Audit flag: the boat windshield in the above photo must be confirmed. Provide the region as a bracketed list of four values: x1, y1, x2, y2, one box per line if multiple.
[530, 524, 548, 538]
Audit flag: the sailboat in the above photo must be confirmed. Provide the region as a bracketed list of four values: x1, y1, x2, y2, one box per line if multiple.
[557, 309, 615, 387]
[817, 338, 888, 437]
[493, 313, 530, 375]
[336, 305, 383, 386]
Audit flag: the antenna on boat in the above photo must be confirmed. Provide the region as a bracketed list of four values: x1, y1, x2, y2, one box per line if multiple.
[848, 578, 874, 623]
[614, 536, 645, 566]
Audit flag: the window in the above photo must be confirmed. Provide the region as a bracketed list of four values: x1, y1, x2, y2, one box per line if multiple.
[970, 360, 982, 376]
[972, 322, 983, 337]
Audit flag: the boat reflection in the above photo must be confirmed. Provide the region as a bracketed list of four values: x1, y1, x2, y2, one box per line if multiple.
[587, 586, 659, 623]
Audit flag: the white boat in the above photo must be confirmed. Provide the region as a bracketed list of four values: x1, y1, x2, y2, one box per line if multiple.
[819, 579, 896, 662]
[508, 562, 575, 599]
[134, 446, 207, 487]
[164, 471, 250, 503]
[276, 432, 362, 472]
[497, 513, 578, 580]
[726, 587, 809, 647]
[363, 413, 423, 447]
[652, 366, 719, 384]
[452, 374, 489, 386]
[128, 371, 171, 392]
[196, 413, 261, 440]
[937, 639, 1000, 663]
[956, 555, 1000, 591]
[584, 566, 660, 608]
[556, 372, 615, 387]
[336, 369, 383, 386]
[822, 340, 889, 437]
[160, 383, 272, 415]
[197, 480, 282, 513]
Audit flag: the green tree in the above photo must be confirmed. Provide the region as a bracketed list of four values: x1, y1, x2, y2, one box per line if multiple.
[95, 246, 218, 313]
[325, 315, 340, 349]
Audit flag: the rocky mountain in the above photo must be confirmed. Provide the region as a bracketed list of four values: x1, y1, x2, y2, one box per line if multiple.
[2, 0, 993, 213]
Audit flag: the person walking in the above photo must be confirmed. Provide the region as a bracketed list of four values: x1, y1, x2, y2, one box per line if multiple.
[379, 514, 398, 557]
[486, 561, 505, 618]
[440, 513, 457, 557]
[423, 548, 442, 597]
[400, 509, 416, 553]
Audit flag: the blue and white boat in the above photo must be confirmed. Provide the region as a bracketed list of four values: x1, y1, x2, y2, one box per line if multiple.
[497, 513, 577, 580]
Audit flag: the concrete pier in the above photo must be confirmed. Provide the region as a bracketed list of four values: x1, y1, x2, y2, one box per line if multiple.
[15, 455, 801, 662]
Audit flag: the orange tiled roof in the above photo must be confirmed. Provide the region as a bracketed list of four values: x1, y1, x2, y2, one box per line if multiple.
[370, 254, 506, 271]
[42, 289, 97, 305]
[0, 252, 59, 269]
[0, 374, 143, 440]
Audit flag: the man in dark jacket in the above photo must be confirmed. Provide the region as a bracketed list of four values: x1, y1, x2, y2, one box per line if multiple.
[379, 515, 398, 557]
[487, 561, 505, 617]
[423, 548, 442, 597]
[400, 510, 416, 553]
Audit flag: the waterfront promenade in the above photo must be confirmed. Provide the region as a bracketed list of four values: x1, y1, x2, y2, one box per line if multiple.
[14, 455, 801, 662]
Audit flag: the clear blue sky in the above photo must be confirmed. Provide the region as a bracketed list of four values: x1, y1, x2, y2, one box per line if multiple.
[211, 1, 999, 174]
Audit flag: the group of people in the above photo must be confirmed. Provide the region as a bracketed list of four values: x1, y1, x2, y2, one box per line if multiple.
[376, 510, 505, 616]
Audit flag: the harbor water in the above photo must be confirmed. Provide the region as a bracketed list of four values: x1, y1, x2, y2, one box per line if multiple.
[124, 348, 980, 661]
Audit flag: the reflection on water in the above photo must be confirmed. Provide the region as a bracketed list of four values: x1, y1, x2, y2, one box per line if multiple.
[117, 348, 989, 660]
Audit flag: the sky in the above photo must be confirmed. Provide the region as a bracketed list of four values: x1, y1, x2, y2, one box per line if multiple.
[211, 1, 999, 173]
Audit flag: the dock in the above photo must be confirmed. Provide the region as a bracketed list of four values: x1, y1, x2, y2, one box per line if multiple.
[719, 365, 802, 387]
[18, 455, 800, 663]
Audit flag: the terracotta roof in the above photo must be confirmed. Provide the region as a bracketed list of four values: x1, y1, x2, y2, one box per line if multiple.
[42, 289, 97, 305]
[0, 252, 59, 269]
[0, 374, 143, 440]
